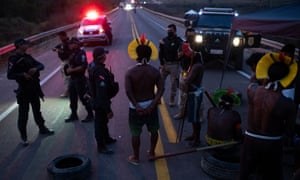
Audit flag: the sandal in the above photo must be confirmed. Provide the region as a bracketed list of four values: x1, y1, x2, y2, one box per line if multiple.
[128, 155, 139, 165]
[147, 150, 155, 161]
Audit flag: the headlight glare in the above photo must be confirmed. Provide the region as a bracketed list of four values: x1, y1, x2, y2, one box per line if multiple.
[232, 37, 241, 47]
[195, 35, 203, 43]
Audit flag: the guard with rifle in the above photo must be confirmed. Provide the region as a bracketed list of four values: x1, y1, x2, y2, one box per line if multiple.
[7, 38, 54, 146]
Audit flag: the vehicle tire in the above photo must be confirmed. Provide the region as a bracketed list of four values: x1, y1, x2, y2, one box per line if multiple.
[47, 154, 91, 180]
[200, 151, 240, 180]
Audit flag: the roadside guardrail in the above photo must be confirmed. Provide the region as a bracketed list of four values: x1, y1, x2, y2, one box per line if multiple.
[0, 7, 296, 57]
[0, 7, 119, 57]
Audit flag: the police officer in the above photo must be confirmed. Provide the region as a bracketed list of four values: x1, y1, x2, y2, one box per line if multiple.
[7, 38, 54, 146]
[64, 37, 94, 123]
[87, 47, 117, 154]
[53, 31, 71, 97]
[159, 24, 183, 106]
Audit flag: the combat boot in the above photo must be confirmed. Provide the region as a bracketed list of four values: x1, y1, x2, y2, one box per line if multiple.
[65, 113, 79, 122]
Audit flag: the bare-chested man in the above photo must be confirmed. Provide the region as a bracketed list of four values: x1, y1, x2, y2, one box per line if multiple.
[239, 52, 297, 180]
[125, 40, 164, 165]
[206, 92, 243, 161]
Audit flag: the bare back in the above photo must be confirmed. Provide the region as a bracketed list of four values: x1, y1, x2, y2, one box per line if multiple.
[247, 84, 296, 137]
[125, 64, 164, 103]
[207, 107, 241, 141]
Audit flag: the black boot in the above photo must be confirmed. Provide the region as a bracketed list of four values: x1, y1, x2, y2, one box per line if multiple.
[65, 113, 79, 122]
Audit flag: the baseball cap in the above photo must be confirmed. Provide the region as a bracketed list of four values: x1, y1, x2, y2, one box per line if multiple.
[93, 46, 109, 59]
[14, 38, 30, 47]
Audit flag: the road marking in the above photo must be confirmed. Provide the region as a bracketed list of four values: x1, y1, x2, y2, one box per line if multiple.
[155, 133, 170, 180]
[236, 70, 251, 80]
[158, 99, 177, 143]
[0, 66, 61, 123]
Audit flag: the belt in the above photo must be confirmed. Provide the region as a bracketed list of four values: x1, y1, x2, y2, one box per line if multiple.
[245, 130, 282, 140]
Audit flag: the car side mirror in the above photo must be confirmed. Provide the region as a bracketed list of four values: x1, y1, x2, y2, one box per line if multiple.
[244, 34, 261, 48]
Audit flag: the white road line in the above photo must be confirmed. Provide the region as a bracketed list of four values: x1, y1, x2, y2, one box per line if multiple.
[0, 66, 61, 123]
[236, 70, 251, 80]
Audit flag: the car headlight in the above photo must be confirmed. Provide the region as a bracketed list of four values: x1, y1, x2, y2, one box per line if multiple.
[195, 35, 203, 43]
[78, 28, 83, 35]
[232, 37, 242, 47]
[99, 28, 104, 33]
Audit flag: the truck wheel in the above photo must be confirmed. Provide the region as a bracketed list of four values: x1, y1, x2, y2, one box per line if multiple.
[47, 154, 91, 179]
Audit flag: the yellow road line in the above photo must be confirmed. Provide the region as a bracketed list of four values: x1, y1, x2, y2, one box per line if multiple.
[155, 133, 170, 180]
[158, 99, 178, 143]
[129, 14, 179, 180]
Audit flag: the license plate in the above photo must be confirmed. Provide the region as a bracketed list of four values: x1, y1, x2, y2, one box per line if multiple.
[210, 49, 223, 54]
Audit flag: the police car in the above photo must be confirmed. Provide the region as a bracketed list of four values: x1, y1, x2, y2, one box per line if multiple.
[77, 10, 113, 45]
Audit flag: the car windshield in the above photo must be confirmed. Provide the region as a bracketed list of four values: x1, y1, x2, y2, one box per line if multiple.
[196, 14, 233, 28]
[81, 18, 105, 26]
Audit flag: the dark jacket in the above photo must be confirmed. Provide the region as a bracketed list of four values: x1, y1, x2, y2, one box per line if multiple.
[88, 61, 112, 113]
[68, 49, 88, 78]
[7, 52, 44, 97]
[54, 39, 71, 61]
[159, 36, 183, 65]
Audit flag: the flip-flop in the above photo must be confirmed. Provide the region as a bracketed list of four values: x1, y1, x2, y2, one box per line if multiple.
[128, 155, 139, 165]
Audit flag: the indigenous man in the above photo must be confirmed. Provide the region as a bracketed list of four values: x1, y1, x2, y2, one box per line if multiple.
[239, 52, 297, 179]
[206, 90, 243, 161]
[126, 34, 164, 165]
[182, 44, 204, 147]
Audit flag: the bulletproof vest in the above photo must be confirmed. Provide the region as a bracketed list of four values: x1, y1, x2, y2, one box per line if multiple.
[162, 36, 182, 62]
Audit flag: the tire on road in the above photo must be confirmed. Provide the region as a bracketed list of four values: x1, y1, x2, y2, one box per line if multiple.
[200, 151, 240, 180]
[47, 154, 91, 180]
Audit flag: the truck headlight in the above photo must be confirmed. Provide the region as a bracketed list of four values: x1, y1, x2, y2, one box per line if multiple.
[195, 35, 203, 43]
[232, 37, 241, 47]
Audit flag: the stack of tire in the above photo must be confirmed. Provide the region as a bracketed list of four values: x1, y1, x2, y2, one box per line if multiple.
[200, 152, 240, 180]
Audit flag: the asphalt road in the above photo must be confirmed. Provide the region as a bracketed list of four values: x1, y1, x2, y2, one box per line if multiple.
[0, 8, 295, 180]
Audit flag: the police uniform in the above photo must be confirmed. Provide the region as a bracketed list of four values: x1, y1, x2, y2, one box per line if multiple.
[88, 54, 115, 153]
[159, 34, 182, 105]
[7, 39, 54, 144]
[65, 45, 93, 122]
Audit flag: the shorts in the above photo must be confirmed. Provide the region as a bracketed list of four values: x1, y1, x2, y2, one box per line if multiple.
[128, 107, 159, 136]
[187, 90, 203, 123]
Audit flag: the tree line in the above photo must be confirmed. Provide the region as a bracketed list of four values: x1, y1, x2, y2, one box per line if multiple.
[0, 0, 118, 46]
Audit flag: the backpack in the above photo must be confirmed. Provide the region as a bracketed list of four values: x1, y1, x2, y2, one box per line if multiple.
[89, 62, 119, 99]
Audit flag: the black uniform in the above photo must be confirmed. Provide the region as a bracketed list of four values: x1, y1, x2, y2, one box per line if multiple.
[88, 61, 114, 149]
[54, 39, 72, 61]
[66, 48, 93, 121]
[7, 52, 51, 141]
[159, 35, 182, 65]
